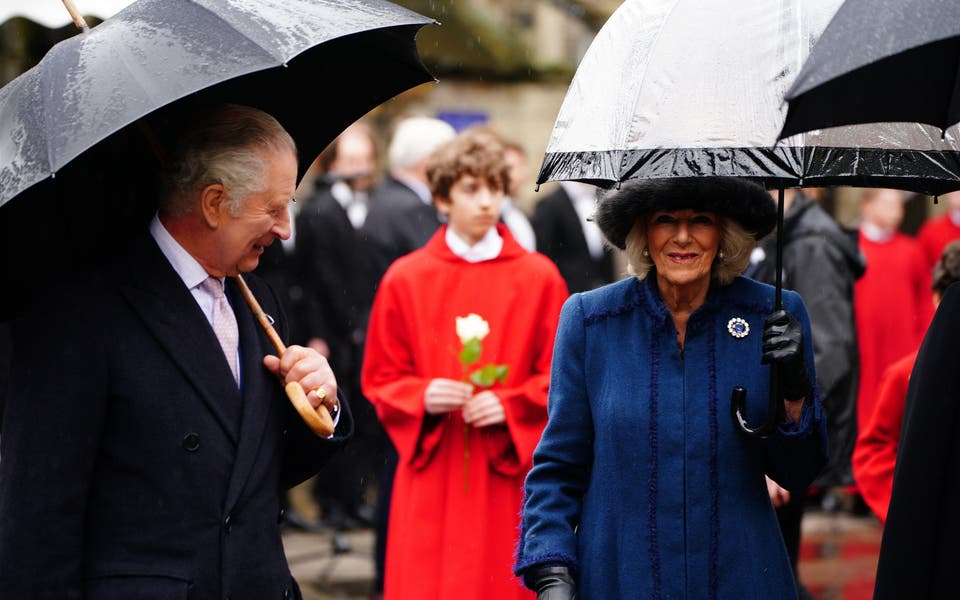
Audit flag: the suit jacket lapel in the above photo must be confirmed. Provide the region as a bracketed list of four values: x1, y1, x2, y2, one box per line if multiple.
[118, 234, 242, 443]
[223, 277, 276, 510]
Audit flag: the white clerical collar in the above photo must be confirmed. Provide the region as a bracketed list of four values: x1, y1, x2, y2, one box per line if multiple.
[149, 214, 213, 291]
[861, 221, 895, 243]
[445, 226, 503, 263]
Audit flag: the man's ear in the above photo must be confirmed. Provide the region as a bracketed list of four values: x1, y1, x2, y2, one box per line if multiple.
[200, 183, 228, 229]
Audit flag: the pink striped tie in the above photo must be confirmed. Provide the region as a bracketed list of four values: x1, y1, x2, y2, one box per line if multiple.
[201, 277, 240, 386]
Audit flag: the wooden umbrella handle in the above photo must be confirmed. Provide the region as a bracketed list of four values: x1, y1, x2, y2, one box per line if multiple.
[60, 0, 90, 32]
[231, 274, 335, 437]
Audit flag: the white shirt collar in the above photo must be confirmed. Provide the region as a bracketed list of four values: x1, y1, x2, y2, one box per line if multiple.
[330, 180, 369, 229]
[950, 207, 960, 227]
[149, 213, 214, 290]
[560, 181, 605, 259]
[392, 171, 433, 205]
[861, 221, 896, 243]
[445, 225, 503, 263]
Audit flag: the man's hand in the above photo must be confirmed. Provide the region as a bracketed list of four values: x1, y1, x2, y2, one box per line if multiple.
[263, 345, 338, 413]
[424, 378, 472, 415]
[463, 390, 506, 427]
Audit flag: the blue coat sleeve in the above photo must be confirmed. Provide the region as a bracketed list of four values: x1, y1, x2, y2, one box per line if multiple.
[764, 289, 828, 492]
[515, 294, 594, 577]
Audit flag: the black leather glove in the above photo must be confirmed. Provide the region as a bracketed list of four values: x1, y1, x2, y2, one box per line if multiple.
[761, 309, 811, 401]
[523, 566, 578, 600]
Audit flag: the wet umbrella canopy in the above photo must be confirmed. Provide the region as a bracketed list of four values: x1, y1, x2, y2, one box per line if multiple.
[0, 0, 434, 207]
[538, 0, 960, 197]
[781, 0, 960, 138]
[0, 0, 434, 316]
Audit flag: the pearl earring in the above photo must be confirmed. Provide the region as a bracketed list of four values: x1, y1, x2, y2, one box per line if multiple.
[718, 250, 725, 260]
[642, 248, 649, 257]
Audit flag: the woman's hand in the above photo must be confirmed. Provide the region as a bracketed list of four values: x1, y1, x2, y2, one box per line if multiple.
[524, 566, 578, 600]
[761, 309, 811, 404]
[463, 390, 506, 427]
[424, 378, 473, 415]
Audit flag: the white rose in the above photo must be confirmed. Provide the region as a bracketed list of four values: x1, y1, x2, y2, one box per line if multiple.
[456, 313, 490, 344]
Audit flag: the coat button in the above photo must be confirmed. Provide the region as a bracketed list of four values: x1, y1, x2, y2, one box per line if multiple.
[224, 515, 232, 533]
[278, 507, 285, 524]
[182, 433, 200, 452]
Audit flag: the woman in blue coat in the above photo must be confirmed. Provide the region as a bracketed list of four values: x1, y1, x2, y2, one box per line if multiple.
[516, 178, 827, 600]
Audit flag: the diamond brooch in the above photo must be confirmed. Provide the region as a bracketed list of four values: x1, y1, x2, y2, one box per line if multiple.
[727, 317, 750, 339]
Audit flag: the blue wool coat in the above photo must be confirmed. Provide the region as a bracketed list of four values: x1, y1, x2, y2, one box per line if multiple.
[516, 275, 826, 600]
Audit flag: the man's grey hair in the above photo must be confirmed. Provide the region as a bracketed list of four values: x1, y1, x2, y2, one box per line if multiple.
[387, 117, 456, 170]
[160, 104, 297, 217]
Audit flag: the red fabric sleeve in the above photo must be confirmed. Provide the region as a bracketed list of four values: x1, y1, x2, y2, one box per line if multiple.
[361, 272, 442, 470]
[853, 353, 916, 524]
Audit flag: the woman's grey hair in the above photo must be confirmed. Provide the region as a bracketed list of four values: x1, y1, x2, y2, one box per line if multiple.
[623, 215, 756, 285]
[160, 104, 297, 217]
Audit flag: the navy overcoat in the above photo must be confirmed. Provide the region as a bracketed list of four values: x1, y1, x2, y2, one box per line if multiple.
[516, 275, 826, 599]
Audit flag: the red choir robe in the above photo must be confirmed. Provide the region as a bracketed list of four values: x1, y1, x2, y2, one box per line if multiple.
[854, 232, 930, 434]
[916, 211, 960, 270]
[362, 225, 569, 600]
[852, 351, 917, 524]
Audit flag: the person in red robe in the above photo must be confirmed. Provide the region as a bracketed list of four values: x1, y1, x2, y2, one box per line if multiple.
[853, 239, 960, 523]
[854, 189, 932, 436]
[916, 190, 960, 271]
[361, 130, 569, 600]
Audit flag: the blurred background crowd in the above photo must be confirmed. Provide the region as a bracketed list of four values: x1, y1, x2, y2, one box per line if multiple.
[3, 2, 960, 599]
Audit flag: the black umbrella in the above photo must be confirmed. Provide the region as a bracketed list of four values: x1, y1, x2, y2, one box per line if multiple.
[781, 0, 960, 138]
[536, 0, 960, 437]
[0, 0, 434, 316]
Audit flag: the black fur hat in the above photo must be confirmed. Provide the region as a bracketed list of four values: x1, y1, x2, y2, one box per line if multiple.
[596, 177, 777, 249]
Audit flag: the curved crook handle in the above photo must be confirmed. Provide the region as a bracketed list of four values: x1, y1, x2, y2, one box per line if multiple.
[734, 187, 788, 438]
[730, 374, 780, 439]
[231, 274, 335, 437]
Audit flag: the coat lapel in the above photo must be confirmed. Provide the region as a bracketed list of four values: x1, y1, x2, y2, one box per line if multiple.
[118, 234, 242, 443]
[223, 277, 277, 510]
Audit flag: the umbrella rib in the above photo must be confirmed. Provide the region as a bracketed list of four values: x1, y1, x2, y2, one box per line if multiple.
[183, 0, 289, 65]
[615, 0, 684, 181]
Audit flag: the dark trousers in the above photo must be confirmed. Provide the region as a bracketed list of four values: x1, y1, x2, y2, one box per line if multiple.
[777, 490, 804, 580]
[373, 440, 397, 594]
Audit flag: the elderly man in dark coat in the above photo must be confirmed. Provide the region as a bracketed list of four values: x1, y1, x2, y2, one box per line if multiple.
[0, 104, 352, 600]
